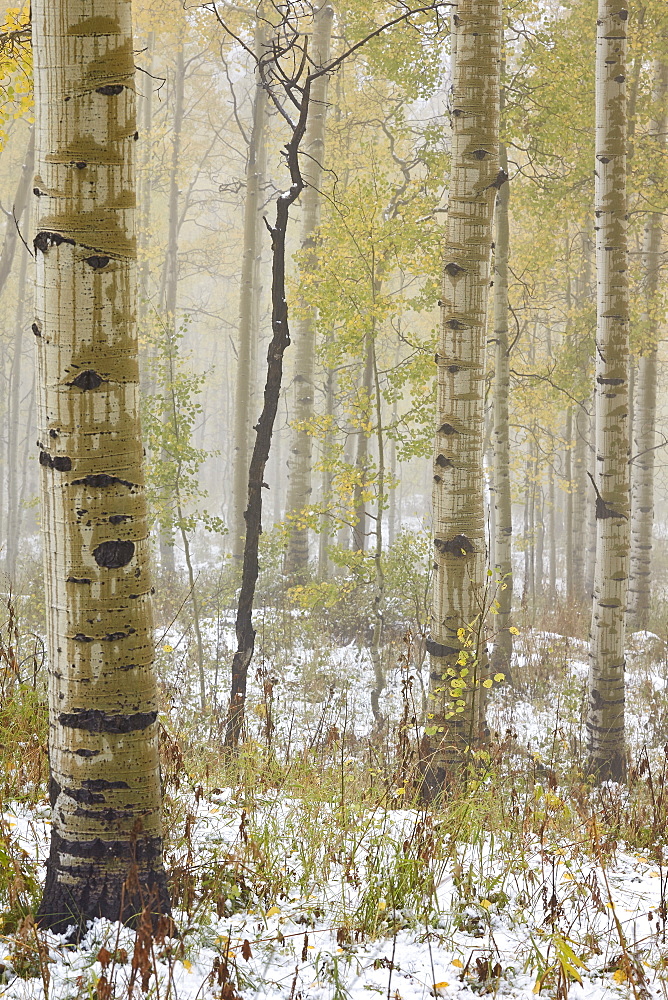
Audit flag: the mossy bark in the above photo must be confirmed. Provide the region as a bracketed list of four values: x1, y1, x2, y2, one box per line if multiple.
[33, 0, 169, 934]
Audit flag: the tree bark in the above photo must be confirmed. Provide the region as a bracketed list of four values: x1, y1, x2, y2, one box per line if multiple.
[284, 1, 334, 578]
[490, 140, 512, 674]
[33, 0, 170, 933]
[5, 200, 31, 582]
[232, 14, 269, 562]
[422, 0, 501, 798]
[587, 0, 630, 783]
[628, 59, 667, 632]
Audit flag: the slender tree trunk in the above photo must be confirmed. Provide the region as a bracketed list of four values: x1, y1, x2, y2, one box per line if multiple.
[224, 73, 312, 749]
[159, 39, 185, 578]
[369, 340, 386, 731]
[490, 140, 512, 674]
[284, 2, 334, 578]
[5, 201, 31, 582]
[353, 330, 374, 552]
[572, 406, 587, 601]
[587, 0, 630, 783]
[548, 460, 557, 599]
[564, 406, 574, 601]
[585, 399, 597, 596]
[0, 129, 34, 301]
[33, 0, 169, 932]
[388, 393, 398, 548]
[233, 15, 269, 562]
[628, 59, 667, 632]
[318, 349, 336, 578]
[422, 0, 501, 798]
[137, 30, 154, 329]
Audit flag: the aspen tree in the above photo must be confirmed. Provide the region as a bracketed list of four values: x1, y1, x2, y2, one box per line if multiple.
[423, 0, 502, 796]
[284, 1, 334, 578]
[33, 0, 170, 930]
[628, 59, 667, 631]
[490, 137, 512, 674]
[232, 12, 268, 563]
[587, 0, 630, 782]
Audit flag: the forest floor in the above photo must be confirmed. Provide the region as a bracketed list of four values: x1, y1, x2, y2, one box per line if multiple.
[2, 596, 668, 1000]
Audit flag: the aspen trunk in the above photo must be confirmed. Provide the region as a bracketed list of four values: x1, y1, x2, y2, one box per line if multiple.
[33, 0, 169, 932]
[548, 461, 557, 599]
[232, 15, 268, 562]
[0, 129, 34, 301]
[318, 352, 336, 579]
[137, 30, 154, 328]
[564, 407, 574, 600]
[422, 0, 501, 797]
[159, 39, 185, 577]
[585, 400, 597, 596]
[5, 201, 31, 582]
[587, 0, 630, 783]
[490, 141, 512, 674]
[572, 406, 588, 601]
[628, 59, 667, 631]
[353, 332, 374, 552]
[284, 2, 334, 578]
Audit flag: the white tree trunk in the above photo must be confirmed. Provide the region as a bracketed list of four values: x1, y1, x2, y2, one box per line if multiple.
[232, 14, 268, 562]
[423, 0, 501, 797]
[628, 59, 667, 631]
[587, 0, 630, 782]
[33, 0, 169, 932]
[490, 141, 512, 674]
[284, 1, 334, 578]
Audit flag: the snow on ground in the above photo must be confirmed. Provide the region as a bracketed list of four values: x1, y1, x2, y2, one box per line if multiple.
[3, 625, 668, 998]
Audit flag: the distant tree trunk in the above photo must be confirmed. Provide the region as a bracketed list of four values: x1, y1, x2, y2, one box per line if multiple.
[318, 349, 336, 579]
[587, 0, 630, 783]
[233, 15, 268, 562]
[572, 406, 588, 601]
[5, 202, 31, 582]
[490, 140, 512, 674]
[159, 39, 185, 577]
[33, 0, 170, 932]
[422, 0, 501, 798]
[352, 330, 374, 552]
[284, 1, 334, 579]
[564, 406, 574, 601]
[0, 129, 34, 301]
[548, 461, 557, 599]
[628, 59, 667, 632]
[137, 30, 154, 329]
[388, 393, 398, 548]
[585, 400, 597, 596]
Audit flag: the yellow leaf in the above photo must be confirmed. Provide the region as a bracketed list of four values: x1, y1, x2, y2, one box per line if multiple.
[482, 679, 493, 688]
[266, 905, 281, 917]
[395, 788, 406, 795]
[452, 959, 463, 968]
[509, 627, 520, 635]
[612, 970, 627, 984]
[377, 899, 387, 912]
[182, 959, 192, 972]
[479, 899, 491, 910]
[162, 644, 173, 653]
[494, 673, 505, 683]
[434, 982, 449, 990]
